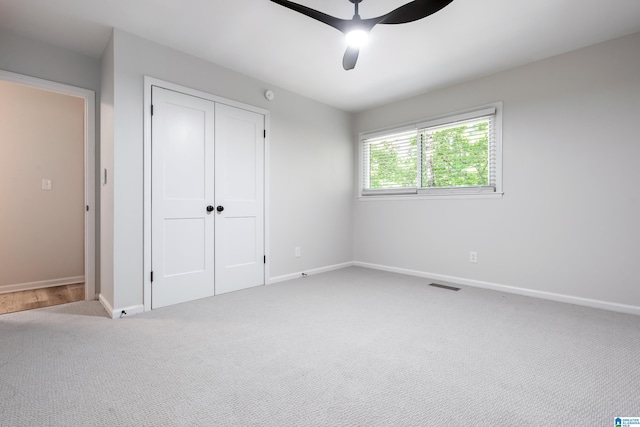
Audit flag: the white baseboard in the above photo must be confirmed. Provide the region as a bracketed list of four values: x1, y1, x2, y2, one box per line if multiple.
[0, 276, 85, 295]
[354, 261, 640, 316]
[98, 293, 114, 317]
[98, 293, 145, 319]
[269, 261, 354, 284]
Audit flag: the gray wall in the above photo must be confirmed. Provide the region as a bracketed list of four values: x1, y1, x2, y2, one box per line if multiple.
[353, 31, 640, 309]
[4, 27, 638, 314]
[101, 29, 353, 311]
[0, 31, 101, 92]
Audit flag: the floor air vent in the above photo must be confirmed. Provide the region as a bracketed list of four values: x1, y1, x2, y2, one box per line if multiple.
[429, 283, 461, 291]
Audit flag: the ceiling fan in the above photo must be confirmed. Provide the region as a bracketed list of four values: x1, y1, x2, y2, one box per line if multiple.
[270, 0, 455, 70]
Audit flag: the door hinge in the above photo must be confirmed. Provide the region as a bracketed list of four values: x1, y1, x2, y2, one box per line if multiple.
[264, 255, 266, 264]
[263, 129, 266, 138]
[151, 271, 154, 282]
[86, 205, 89, 212]
[151, 105, 154, 116]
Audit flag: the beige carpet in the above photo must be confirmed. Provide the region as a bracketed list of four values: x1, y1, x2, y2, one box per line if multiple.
[1, 267, 638, 426]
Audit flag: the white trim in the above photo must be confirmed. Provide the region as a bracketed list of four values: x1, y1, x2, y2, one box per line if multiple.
[269, 262, 354, 284]
[354, 261, 640, 316]
[98, 293, 114, 317]
[362, 187, 417, 196]
[144, 79, 152, 312]
[416, 106, 496, 130]
[99, 294, 145, 319]
[0, 70, 96, 301]
[264, 113, 271, 287]
[361, 186, 501, 198]
[358, 192, 504, 201]
[143, 76, 270, 312]
[493, 101, 503, 195]
[417, 185, 496, 196]
[360, 124, 418, 141]
[0, 276, 85, 295]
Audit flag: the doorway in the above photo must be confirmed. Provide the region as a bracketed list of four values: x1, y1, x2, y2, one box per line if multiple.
[146, 82, 268, 310]
[0, 70, 96, 306]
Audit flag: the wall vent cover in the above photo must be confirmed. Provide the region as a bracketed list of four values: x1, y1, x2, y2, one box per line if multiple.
[429, 283, 461, 291]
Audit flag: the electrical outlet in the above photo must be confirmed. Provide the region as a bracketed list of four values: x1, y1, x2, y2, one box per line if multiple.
[41, 179, 52, 190]
[295, 247, 301, 258]
[469, 251, 478, 263]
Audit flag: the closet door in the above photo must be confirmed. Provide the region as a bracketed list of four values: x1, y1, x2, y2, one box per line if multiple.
[151, 87, 215, 308]
[214, 103, 265, 294]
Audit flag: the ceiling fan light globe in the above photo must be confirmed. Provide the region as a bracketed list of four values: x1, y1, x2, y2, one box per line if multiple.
[345, 29, 369, 47]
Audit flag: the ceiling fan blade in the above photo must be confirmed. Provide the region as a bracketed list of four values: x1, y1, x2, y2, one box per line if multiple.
[376, 0, 454, 25]
[270, 0, 350, 33]
[343, 46, 360, 71]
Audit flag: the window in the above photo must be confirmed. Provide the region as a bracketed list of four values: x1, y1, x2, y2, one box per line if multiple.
[360, 103, 502, 198]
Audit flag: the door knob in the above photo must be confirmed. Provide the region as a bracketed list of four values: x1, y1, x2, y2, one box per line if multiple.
[216, 205, 224, 212]
[206, 205, 214, 212]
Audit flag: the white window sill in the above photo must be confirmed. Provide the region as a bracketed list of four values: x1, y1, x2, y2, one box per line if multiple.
[357, 192, 504, 201]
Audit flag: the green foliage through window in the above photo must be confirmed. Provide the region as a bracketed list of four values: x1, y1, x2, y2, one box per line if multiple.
[423, 120, 489, 188]
[368, 135, 417, 188]
[364, 115, 494, 192]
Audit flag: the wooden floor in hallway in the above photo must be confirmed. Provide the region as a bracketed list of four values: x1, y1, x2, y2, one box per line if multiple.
[0, 283, 85, 315]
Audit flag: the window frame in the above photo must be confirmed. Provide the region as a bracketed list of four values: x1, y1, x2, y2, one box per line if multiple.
[358, 102, 503, 200]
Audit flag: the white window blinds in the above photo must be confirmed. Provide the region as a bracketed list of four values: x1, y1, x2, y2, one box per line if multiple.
[362, 128, 418, 194]
[361, 105, 501, 197]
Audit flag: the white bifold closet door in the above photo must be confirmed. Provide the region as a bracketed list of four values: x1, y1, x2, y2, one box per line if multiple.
[151, 87, 264, 309]
[213, 103, 265, 295]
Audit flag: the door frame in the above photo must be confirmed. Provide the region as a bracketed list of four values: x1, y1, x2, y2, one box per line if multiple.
[0, 70, 96, 300]
[143, 77, 271, 312]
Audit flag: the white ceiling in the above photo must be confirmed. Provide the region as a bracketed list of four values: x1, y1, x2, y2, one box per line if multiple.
[1, 0, 640, 112]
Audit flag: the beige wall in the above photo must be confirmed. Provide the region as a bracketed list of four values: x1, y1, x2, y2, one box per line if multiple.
[0, 80, 84, 289]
